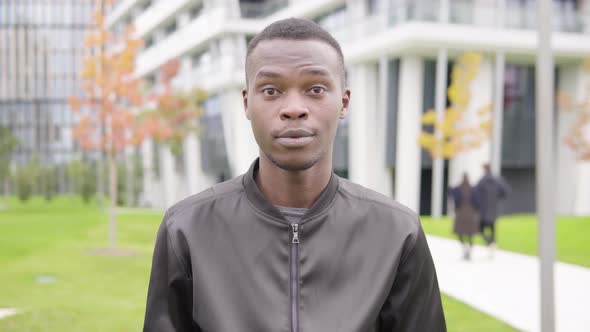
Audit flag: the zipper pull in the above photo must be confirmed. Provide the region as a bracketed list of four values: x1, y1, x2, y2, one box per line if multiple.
[292, 224, 300, 244]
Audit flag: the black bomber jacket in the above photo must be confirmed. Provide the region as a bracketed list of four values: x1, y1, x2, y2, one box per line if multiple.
[143, 159, 446, 332]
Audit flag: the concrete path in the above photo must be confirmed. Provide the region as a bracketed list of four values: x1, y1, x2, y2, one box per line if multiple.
[0, 308, 17, 320]
[427, 235, 590, 332]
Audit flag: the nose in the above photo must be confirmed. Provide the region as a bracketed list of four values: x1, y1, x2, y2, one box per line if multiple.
[279, 94, 309, 121]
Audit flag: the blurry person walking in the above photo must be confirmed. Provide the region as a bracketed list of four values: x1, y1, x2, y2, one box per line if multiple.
[474, 164, 510, 258]
[448, 173, 480, 260]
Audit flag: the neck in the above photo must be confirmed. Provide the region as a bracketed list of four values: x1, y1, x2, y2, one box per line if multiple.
[255, 155, 333, 208]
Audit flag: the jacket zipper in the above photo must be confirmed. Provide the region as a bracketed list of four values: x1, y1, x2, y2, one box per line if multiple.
[290, 223, 300, 332]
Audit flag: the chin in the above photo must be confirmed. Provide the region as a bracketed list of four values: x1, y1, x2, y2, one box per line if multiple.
[265, 151, 321, 172]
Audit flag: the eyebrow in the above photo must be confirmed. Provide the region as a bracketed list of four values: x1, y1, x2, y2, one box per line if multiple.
[255, 71, 282, 80]
[254, 68, 332, 81]
[300, 68, 331, 77]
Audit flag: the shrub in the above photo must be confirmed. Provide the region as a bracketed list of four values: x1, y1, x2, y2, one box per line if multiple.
[68, 160, 97, 204]
[13, 159, 39, 202]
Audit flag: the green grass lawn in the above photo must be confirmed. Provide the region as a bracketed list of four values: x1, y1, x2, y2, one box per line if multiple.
[0, 196, 515, 331]
[421, 215, 590, 267]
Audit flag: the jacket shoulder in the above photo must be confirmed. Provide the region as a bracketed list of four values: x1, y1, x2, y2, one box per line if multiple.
[337, 177, 420, 227]
[165, 175, 244, 225]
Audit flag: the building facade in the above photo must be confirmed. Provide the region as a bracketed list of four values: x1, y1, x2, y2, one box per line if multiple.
[0, 0, 94, 192]
[105, 0, 590, 215]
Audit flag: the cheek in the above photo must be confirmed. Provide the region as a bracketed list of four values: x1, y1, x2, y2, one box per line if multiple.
[319, 99, 343, 127]
[249, 113, 272, 140]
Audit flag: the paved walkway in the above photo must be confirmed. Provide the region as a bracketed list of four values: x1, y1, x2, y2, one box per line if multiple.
[427, 235, 590, 332]
[0, 308, 17, 320]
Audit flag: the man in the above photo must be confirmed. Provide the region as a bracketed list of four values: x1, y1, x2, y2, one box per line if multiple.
[143, 18, 446, 331]
[474, 164, 510, 257]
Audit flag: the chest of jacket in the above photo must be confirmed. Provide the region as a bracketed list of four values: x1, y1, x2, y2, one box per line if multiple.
[181, 194, 408, 332]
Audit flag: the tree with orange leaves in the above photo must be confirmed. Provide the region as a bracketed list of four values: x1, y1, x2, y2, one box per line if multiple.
[68, 0, 144, 251]
[140, 58, 207, 156]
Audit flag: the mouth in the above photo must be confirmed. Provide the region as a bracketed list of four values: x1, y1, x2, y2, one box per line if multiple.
[274, 128, 315, 148]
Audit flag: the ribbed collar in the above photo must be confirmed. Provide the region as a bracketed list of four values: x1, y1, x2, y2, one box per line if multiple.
[242, 158, 339, 223]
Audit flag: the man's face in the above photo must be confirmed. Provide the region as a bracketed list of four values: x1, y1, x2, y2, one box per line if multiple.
[243, 39, 350, 172]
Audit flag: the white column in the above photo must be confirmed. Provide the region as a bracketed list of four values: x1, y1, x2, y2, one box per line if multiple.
[573, 68, 590, 216]
[140, 139, 155, 207]
[345, 0, 368, 40]
[395, 56, 423, 213]
[491, 52, 505, 175]
[439, 0, 450, 22]
[536, 2, 556, 330]
[449, 57, 493, 187]
[221, 88, 259, 177]
[432, 48, 448, 218]
[348, 61, 392, 197]
[556, 64, 590, 215]
[575, 164, 590, 215]
[348, 63, 373, 189]
[490, 0, 506, 176]
[0, 29, 6, 99]
[125, 146, 134, 206]
[377, 58, 393, 198]
[582, 0, 590, 33]
[161, 145, 177, 208]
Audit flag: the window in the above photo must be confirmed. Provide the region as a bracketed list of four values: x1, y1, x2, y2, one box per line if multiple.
[144, 73, 156, 89]
[164, 20, 177, 36]
[366, 0, 378, 15]
[142, 0, 152, 11]
[54, 125, 61, 142]
[174, 151, 185, 174]
[502, 65, 536, 167]
[245, 35, 254, 48]
[145, 35, 153, 48]
[190, 49, 209, 68]
[152, 141, 160, 178]
[190, 2, 203, 19]
[239, 0, 287, 18]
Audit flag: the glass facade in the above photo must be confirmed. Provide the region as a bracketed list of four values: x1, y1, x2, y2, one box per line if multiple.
[501, 64, 537, 214]
[502, 65, 537, 168]
[0, 0, 93, 178]
[332, 120, 349, 173]
[239, 0, 288, 19]
[385, 59, 400, 167]
[199, 95, 230, 177]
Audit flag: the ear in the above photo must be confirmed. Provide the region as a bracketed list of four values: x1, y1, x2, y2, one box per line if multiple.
[242, 88, 250, 120]
[339, 88, 350, 119]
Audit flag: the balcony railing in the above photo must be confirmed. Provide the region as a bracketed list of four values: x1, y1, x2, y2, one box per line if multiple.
[325, 0, 590, 43]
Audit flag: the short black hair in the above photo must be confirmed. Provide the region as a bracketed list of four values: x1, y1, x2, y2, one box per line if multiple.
[245, 18, 345, 80]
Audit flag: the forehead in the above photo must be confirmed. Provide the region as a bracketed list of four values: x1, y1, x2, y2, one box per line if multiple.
[247, 39, 342, 79]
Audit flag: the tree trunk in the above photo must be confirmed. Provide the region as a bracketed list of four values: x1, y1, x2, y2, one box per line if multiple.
[108, 150, 117, 250]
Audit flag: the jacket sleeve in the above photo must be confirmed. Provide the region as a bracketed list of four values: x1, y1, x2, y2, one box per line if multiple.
[143, 213, 198, 332]
[379, 223, 447, 331]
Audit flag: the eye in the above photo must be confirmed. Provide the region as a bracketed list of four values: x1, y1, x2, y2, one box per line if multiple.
[309, 86, 326, 94]
[262, 88, 280, 96]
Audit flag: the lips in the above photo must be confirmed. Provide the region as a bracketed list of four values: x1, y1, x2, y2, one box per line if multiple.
[275, 128, 315, 148]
